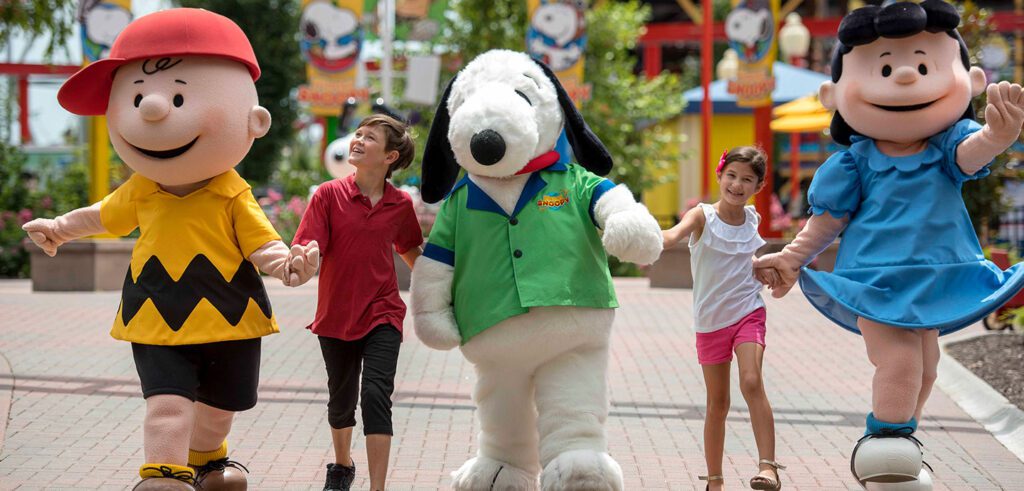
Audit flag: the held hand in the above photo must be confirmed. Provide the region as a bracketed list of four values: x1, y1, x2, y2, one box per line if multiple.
[286, 240, 320, 286]
[22, 219, 64, 257]
[984, 81, 1024, 143]
[752, 253, 801, 298]
[754, 265, 781, 289]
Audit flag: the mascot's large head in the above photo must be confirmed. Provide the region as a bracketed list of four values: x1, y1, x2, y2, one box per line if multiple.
[57, 8, 271, 187]
[822, 0, 986, 145]
[420, 49, 611, 203]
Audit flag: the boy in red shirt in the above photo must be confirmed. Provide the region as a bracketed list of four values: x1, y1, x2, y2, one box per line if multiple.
[292, 115, 422, 491]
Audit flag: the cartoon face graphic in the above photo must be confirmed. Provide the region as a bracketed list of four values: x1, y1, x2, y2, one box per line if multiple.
[106, 57, 271, 186]
[323, 134, 356, 179]
[527, 1, 586, 72]
[726, 4, 773, 62]
[821, 31, 985, 144]
[300, 1, 361, 72]
[81, 2, 132, 61]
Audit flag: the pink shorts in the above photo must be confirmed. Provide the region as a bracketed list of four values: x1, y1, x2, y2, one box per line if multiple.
[695, 307, 766, 365]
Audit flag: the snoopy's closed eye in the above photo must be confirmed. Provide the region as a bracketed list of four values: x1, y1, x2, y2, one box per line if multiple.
[515, 90, 533, 106]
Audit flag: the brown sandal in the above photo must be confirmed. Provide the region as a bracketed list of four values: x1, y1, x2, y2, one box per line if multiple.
[698, 474, 723, 490]
[750, 459, 786, 490]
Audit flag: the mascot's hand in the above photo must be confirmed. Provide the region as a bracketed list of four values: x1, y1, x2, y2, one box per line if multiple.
[410, 256, 462, 350]
[602, 208, 664, 266]
[753, 253, 800, 298]
[984, 81, 1024, 143]
[22, 219, 65, 257]
[286, 241, 320, 287]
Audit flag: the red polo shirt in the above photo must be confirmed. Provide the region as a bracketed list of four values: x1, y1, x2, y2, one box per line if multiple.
[292, 176, 423, 341]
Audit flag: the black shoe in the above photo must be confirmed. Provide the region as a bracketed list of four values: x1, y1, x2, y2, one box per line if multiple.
[324, 462, 356, 491]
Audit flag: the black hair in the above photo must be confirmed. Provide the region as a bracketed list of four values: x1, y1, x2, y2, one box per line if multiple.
[829, 0, 975, 146]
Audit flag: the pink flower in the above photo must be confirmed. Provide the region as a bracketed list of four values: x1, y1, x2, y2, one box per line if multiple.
[17, 208, 33, 225]
[266, 189, 283, 203]
[286, 196, 306, 215]
[39, 196, 53, 209]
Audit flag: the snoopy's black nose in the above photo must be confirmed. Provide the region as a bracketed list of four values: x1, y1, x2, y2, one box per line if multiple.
[470, 129, 506, 166]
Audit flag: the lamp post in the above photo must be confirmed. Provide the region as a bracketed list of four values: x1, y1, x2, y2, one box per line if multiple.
[717, 49, 739, 81]
[778, 12, 812, 215]
[779, 12, 811, 68]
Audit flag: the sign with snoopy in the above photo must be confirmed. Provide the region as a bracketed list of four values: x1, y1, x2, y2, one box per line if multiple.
[78, 0, 132, 62]
[526, 0, 591, 105]
[297, 0, 370, 116]
[724, 0, 778, 107]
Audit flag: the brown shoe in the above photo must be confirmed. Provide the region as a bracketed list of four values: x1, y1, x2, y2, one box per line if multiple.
[133, 464, 196, 490]
[191, 458, 249, 491]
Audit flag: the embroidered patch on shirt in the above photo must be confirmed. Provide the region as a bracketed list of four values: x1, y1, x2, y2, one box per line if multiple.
[537, 190, 570, 211]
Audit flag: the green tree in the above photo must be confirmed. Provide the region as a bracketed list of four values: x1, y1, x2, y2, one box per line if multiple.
[177, 0, 304, 184]
[1, 0, 76, 57]
[583, 1, 683, 193]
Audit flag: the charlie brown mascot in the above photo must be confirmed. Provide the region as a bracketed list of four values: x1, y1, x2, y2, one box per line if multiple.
[754, 1, 1024, 489]
[22, 9, 319, 490]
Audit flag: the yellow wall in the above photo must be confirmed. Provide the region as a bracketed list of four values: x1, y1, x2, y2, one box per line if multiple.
[646, 113, 755, 219]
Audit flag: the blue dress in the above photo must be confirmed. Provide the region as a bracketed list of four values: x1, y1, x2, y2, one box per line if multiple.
[799, 119, 1024, 335]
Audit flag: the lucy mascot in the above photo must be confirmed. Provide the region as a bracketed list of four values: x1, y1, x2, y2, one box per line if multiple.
[410, 50, 663, 491]
[22, 9, 320, 490]
[755, 1, 1024, 489]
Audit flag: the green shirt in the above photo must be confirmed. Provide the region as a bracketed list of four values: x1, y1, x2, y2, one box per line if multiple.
[423, 162, 618, 343]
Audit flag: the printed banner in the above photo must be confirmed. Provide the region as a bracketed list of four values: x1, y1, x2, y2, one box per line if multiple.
[725, 0, 779, 108]
[364, 0, 449, 43]
[78, 0, 133, 62]
[298, 0, 370, 116]
[526, 0, 590, 106]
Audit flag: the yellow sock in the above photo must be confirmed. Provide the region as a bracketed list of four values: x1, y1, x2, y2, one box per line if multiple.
[188, 440, 229, 467]
[139, 462, 195, 481]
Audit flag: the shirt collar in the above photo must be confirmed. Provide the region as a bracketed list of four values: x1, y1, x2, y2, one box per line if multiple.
[452, 166, 565, 218]
[126, 169, 250, 198]
[342, 174, 402, 205]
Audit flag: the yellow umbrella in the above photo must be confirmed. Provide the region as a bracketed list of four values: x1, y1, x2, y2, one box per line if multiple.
[773, 95, 828, 118]
[770, 112, 832, 133]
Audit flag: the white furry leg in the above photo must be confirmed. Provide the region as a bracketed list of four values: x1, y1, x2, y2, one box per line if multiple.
[535, 344, 621, 491]
[452, 363, 541, 490]
[451, 456, 540, 491]
[540, 450, 623, 491]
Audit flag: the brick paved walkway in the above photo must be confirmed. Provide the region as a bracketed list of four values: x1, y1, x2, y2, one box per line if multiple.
[0, 278, 1021, 490]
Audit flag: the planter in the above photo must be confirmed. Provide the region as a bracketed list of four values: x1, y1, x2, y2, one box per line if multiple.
[647, 238, 840, 289]
[28, 238, 135, 292]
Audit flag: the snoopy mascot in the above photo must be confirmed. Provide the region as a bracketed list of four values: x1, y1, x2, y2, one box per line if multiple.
[410, 49, 663, 490]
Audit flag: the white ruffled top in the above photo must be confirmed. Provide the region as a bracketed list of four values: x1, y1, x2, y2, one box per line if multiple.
[689, 203, 766, 333]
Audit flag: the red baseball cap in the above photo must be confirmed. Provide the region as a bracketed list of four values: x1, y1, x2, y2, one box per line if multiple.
[58, 8, 261, 116]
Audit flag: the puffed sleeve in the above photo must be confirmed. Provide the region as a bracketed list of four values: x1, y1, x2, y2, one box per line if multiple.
[931, 119, 989, 184]
[806, 151, 862, 219]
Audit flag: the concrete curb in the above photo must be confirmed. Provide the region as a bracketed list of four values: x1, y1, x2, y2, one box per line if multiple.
[938, 332, 1024, 463]
[0, 350, 12, 456]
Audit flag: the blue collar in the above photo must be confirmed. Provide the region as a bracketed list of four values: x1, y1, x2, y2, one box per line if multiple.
[450, 161, 568, 218]
[849, 136, 943, 173]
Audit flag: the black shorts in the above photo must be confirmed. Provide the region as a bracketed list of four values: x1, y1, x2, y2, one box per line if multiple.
[132, 338, 262, 412]
[319, 325, 401, 434]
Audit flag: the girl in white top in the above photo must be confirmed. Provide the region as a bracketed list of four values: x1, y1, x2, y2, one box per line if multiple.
[662, 146, 784, 491]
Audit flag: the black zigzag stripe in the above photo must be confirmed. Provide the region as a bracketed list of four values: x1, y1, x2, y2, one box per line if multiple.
[120, 255, 273, 331]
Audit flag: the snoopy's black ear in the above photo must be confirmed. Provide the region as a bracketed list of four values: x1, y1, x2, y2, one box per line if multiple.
[532, 58, 612, 176]
[421, 75, 460, 204]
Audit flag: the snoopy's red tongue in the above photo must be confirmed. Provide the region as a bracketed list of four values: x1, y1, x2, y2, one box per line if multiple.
[514, 151, 560, 175]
